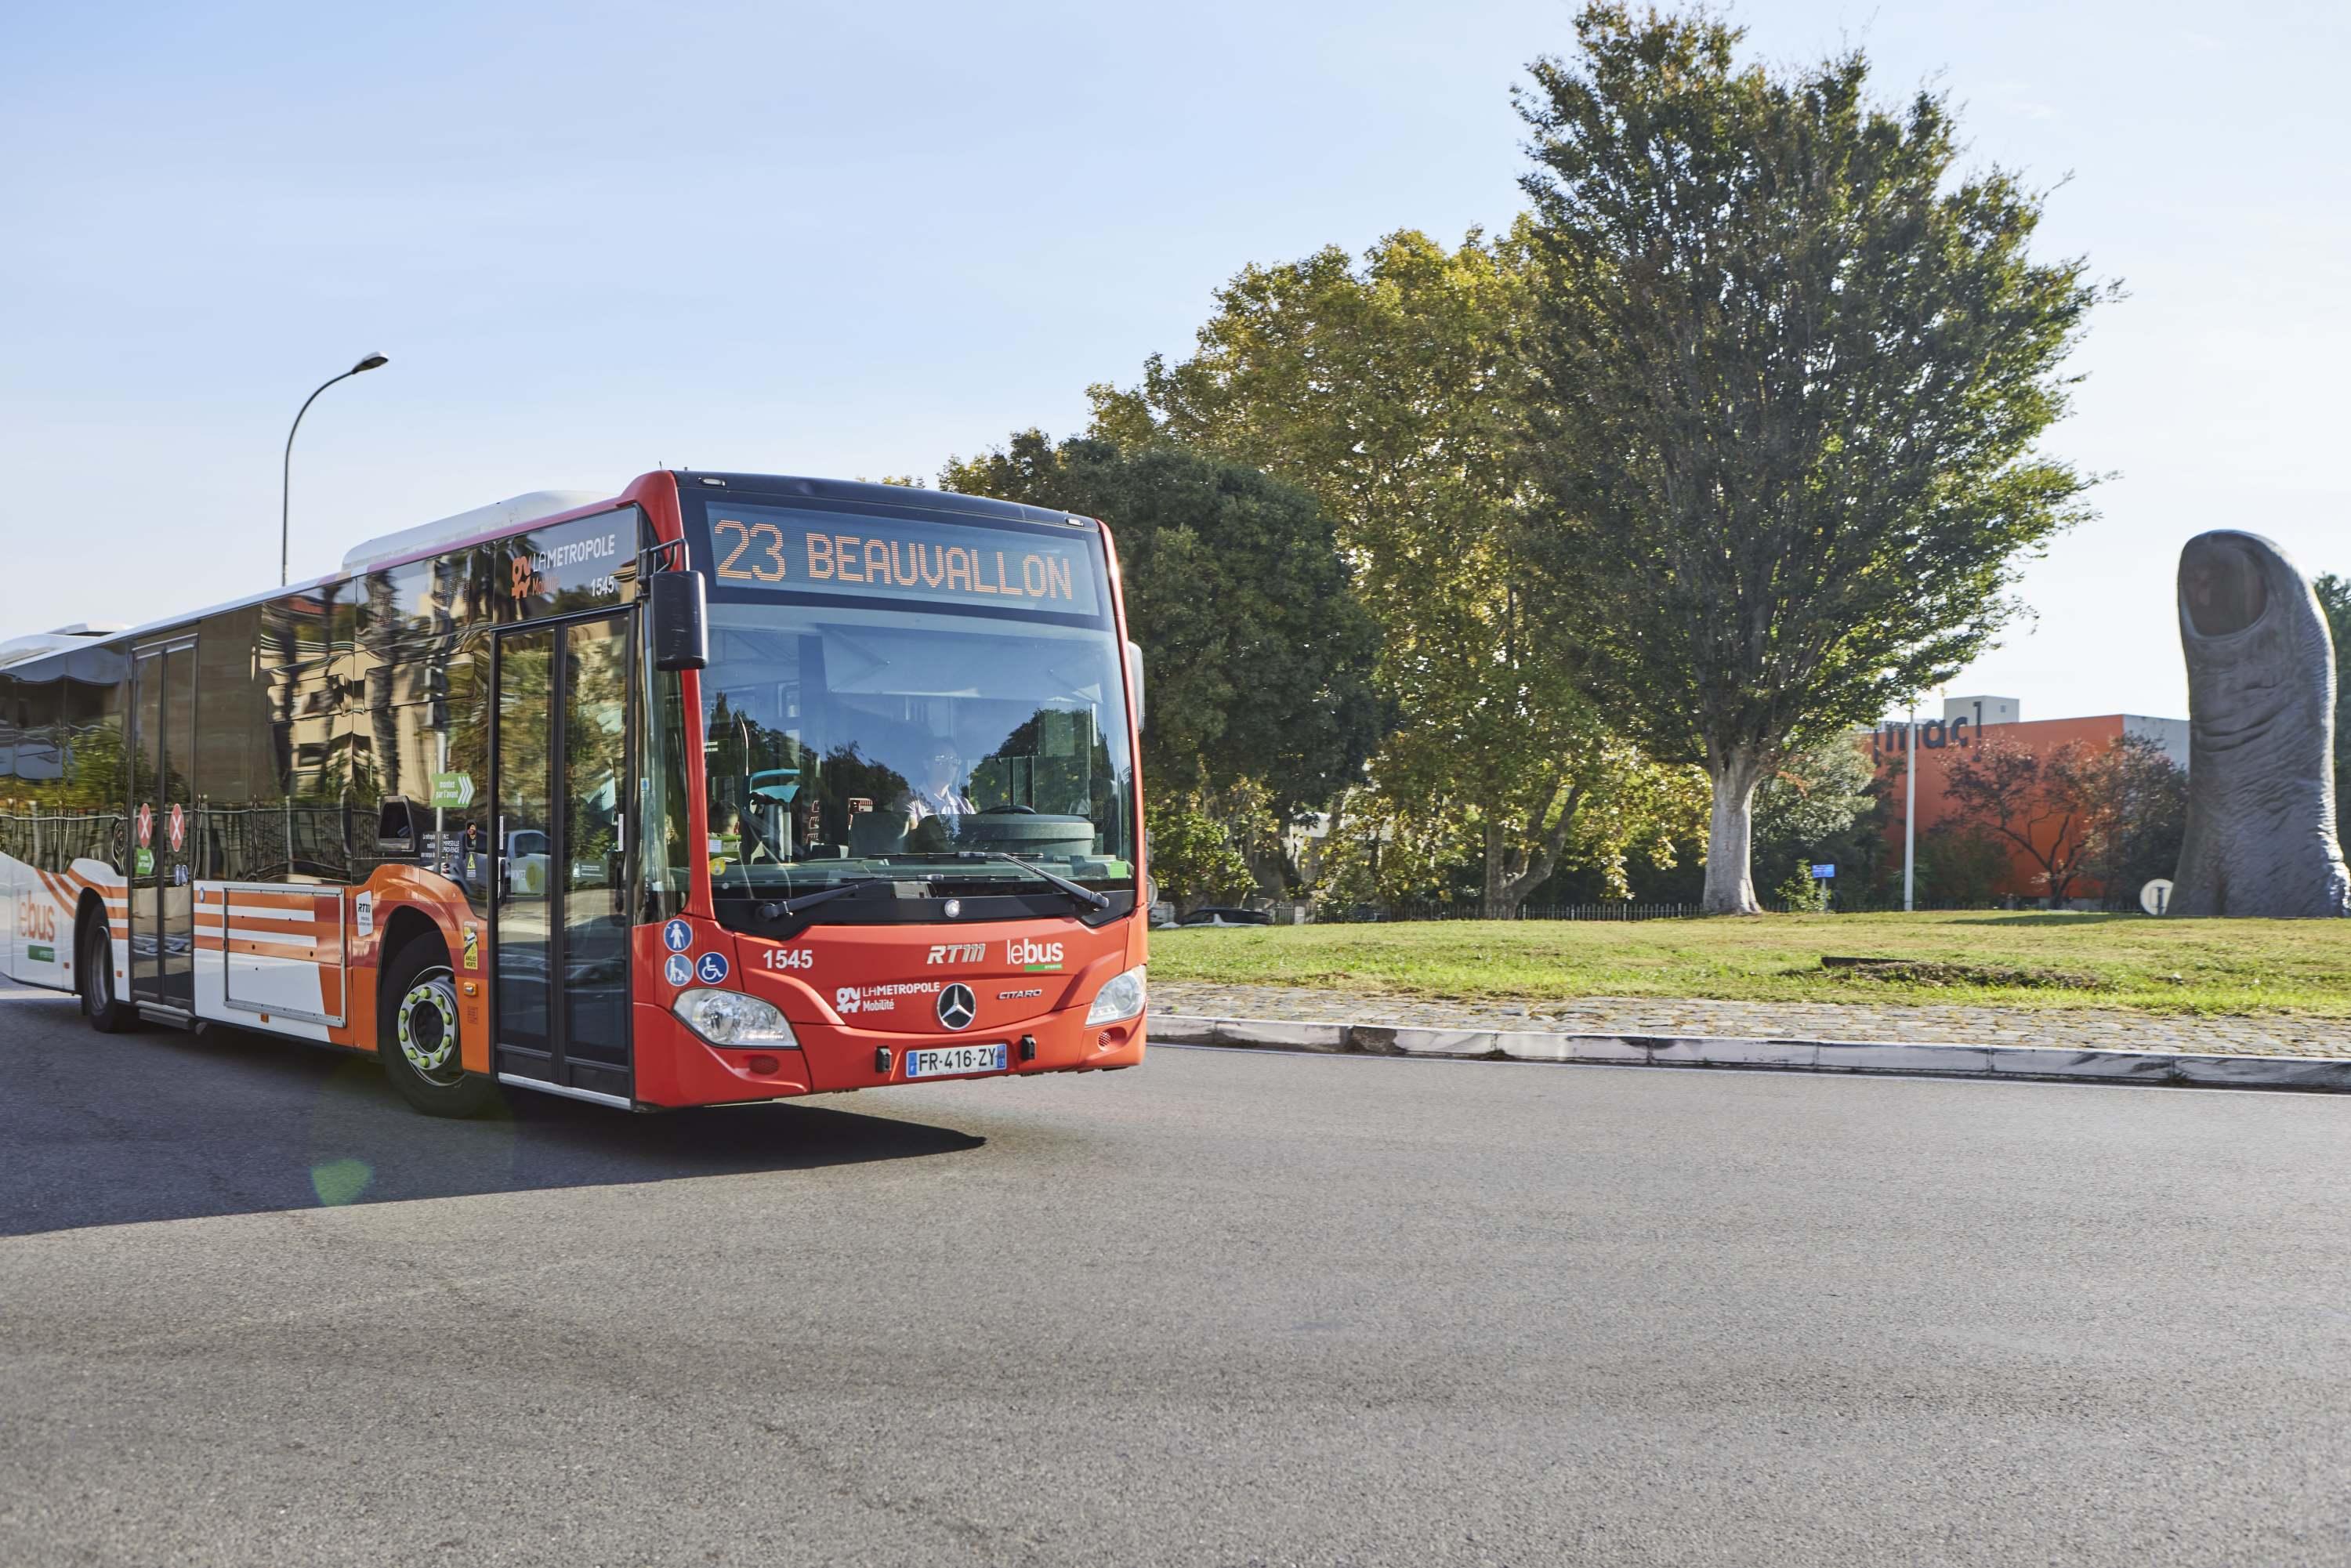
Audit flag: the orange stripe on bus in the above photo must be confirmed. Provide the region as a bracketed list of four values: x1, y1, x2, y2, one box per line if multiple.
[224, 936, 331, 963]
[219, 889, 339, 914]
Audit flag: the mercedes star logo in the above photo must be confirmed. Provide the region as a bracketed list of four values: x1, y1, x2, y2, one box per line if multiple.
[936, 983, 977, 1030]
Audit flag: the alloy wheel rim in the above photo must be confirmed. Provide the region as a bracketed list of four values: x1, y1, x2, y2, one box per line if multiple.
[397, 968, 463, 1088]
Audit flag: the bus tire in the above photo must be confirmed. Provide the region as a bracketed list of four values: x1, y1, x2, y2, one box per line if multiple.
[379, 936, 501, 1118]
[80, 916, 135, 1034]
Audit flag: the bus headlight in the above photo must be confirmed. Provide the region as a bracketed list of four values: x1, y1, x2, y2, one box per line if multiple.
[1085, 965, 1146, 1026]
[673, 987, 799, 1048]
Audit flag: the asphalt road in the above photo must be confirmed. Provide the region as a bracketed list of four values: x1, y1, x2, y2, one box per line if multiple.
[5, 989, 2351, 1567]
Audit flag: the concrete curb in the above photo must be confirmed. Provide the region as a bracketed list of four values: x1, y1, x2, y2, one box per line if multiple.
[1154, 1015, 2351, 1092]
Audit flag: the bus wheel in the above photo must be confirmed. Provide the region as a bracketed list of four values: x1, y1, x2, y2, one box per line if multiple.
[379, 939, 501, 1118]
[81, 917, 134, 1034]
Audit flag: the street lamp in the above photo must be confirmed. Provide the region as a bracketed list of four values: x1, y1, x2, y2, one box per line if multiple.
[281, 353, 389, 586]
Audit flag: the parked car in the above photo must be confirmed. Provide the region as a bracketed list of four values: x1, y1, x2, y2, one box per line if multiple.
[1176, 906, 1273, 927]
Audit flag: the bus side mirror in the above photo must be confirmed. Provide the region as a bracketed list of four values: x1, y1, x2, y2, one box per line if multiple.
[650, 570, 708, 672]
[1126, 639, 1145, 730]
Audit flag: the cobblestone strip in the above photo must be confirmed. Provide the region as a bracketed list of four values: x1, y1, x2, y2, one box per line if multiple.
[1153, 982, 2351, 1059]
[1151, 1012, 2351, 1092]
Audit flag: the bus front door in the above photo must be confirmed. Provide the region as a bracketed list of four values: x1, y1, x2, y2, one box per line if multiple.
[491, 613, 635, 1103]
[128, 638, 197, 1014]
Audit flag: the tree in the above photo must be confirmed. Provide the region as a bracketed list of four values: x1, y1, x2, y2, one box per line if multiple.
[1751, 738, 1878, 878]
[1941, 737, 2096, 902]
[939, 434, 1381, 864]
[2074, 733, 2187, 900]
[1941, 733, 2182, 904]
[1144, 790, 1263, 914]
[2316, 573, 2350, 819]
[1515, 5, 2109, 912]
[1917, 823, 2010, 907]
[1092, 229, 1657, 917]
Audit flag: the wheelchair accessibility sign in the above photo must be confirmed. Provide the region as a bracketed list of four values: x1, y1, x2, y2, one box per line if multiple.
[695, 952, 730, 984]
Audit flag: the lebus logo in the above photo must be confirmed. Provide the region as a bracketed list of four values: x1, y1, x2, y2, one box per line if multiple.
[1007, 937, 1063, 972]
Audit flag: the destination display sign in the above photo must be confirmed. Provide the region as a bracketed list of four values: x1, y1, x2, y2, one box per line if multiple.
[698, 503, 1101, 617]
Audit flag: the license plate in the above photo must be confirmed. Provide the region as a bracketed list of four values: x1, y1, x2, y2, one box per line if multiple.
[904, 1042, 1008, 1079]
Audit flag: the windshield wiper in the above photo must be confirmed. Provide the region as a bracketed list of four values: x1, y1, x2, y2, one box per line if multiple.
[754, 877, 888, 926]
[948, 851, 1112, 911]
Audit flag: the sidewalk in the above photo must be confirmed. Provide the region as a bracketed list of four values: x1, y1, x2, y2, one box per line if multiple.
[1154, 981, 2351, 1059]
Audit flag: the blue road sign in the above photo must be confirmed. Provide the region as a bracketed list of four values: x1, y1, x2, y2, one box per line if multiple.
[662, 918, 694, 953]
[664, 953, 694, 987]
[1809, 864, 1836, 880]
[695, 951, 730, 984]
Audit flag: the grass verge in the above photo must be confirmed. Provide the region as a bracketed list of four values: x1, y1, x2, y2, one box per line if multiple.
[1150, 912, 2351, 1016]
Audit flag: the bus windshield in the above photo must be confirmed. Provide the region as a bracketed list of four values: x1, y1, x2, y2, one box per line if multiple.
[694, 597, 1137, 922]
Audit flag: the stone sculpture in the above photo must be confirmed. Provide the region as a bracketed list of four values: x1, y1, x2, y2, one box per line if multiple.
[2172, 530, 2351, 917]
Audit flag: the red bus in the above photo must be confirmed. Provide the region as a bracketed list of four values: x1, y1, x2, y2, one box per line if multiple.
[0, 472, 1147, 1114]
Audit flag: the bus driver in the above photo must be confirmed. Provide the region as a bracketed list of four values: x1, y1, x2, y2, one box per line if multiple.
[902, 740, 977, 827]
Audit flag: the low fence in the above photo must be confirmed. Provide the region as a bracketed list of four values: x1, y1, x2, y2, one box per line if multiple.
[1320, 900, 1788, 923]
[1310, 895, 2076, 922]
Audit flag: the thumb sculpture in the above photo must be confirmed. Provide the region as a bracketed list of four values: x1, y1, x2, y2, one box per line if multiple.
[2173, 530, 2351, 917]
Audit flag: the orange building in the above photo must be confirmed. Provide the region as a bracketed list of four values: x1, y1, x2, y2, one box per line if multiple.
[1859, 697, 2187, 903]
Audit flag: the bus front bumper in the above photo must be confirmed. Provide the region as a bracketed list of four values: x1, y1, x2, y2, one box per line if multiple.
[631, 1000, 1146, 1108]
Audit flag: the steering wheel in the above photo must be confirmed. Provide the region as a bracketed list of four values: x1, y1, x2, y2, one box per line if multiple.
[979, 804, 1038, 815]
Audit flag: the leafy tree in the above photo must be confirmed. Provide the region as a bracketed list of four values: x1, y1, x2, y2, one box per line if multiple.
[1940, 733, 2181, 904]
[2074, 733, 2187, 900]
[1311, 788, 1479, 911]
[1940, 736, 2096, 902]
[1143, 791, 1260, 914]
[2317, 573, 2350, 817]
[1515, 5, 2109, 912]
[940, 434, 1381, 864]
[1092, 229, 1654, 917]
[1917, 823, 2010, 907]
[1752, 739, 1878, 879]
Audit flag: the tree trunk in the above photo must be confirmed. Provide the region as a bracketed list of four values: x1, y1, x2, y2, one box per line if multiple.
[1703, 748, 1766, 915]
[1480, 820, 1514, 920]
[1481, 782, 1582, 919]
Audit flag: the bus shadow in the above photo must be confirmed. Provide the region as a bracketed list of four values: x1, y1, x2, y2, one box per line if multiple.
[0, 1000, 985, 1237]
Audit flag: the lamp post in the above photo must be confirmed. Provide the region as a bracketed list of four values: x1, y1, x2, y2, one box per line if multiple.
[281, 353, 389, 586]
[1903, 701, 1918, 913]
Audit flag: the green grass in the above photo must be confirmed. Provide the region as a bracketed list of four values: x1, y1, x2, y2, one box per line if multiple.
[1150, 912, 2351, 1016]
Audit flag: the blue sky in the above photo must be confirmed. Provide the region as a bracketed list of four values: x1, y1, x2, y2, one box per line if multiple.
[5, 1, 2346, 723]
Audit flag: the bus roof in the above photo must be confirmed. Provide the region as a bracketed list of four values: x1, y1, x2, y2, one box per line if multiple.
[1, 472, 1100, 681]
